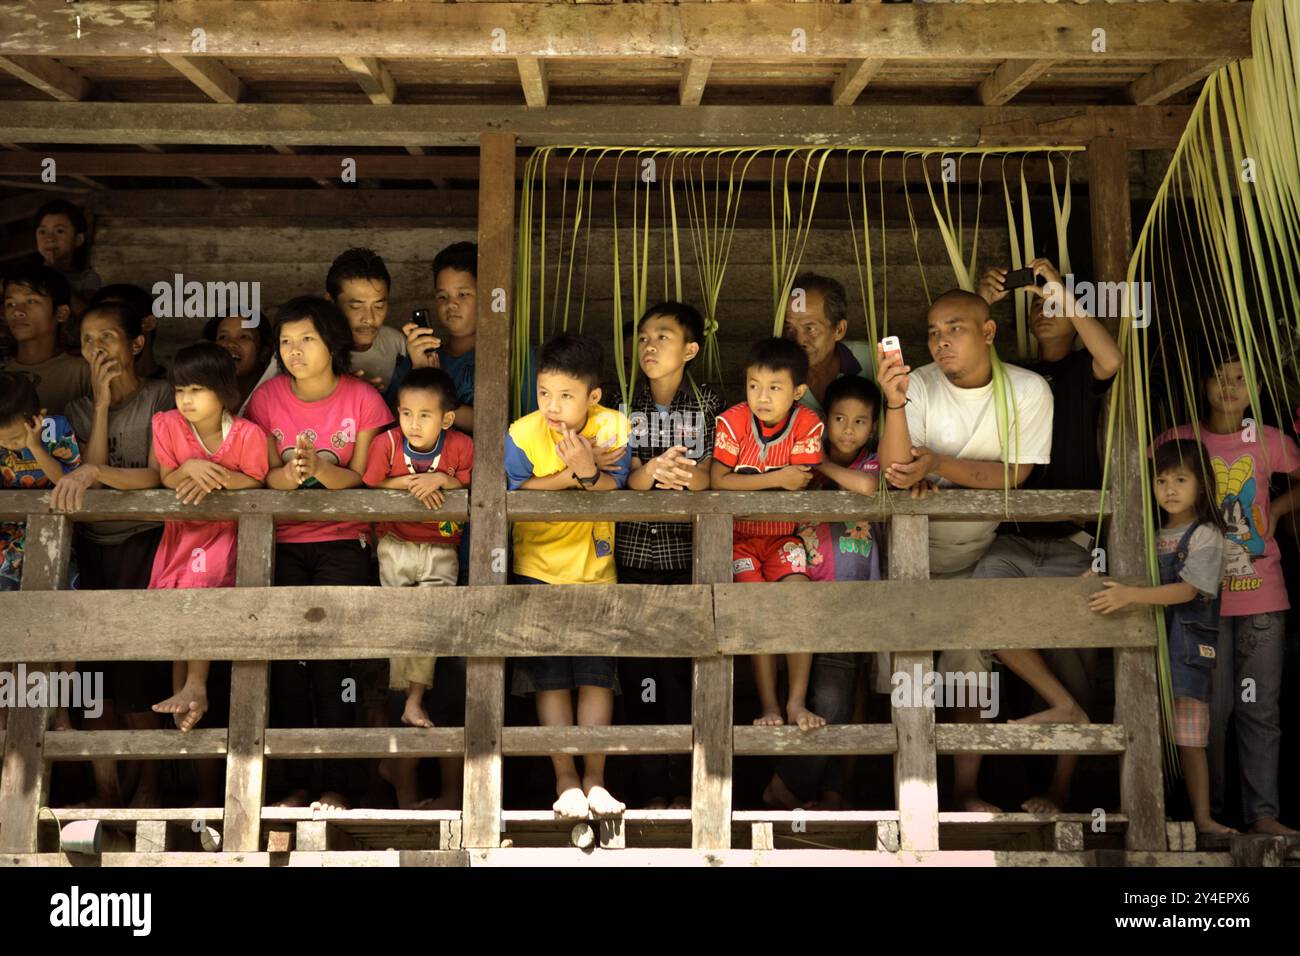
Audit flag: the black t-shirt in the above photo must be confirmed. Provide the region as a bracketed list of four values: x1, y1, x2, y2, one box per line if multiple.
[1002, 347, 1113, 540]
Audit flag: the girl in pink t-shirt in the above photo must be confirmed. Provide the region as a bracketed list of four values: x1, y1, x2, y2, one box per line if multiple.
[149, 342, 269, 734]
[242, 296, 392, 812]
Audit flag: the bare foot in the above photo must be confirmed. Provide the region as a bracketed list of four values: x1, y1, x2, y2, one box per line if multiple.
[274, 789, 312, 808]
[1010, 701, 1089, 726]
[49, 707, 73, 732]
[668, 795, 690, 810]
[644, 796, 668, 810]
[553, 786, 589, 819]
[153, 685, 208, 732]
[584, 783, 625, 818]
[753, 708, 785, 727]
[311, 791, 349, 811]
[956, 791, 1002, 813]
[762, 773, 806, 811]
[401, 699, 434, 729]
[1021, 791, 1067, 814]
[1248, 817, 1298, 836]
[1195, 816, 1238, 835]
[788, 703, 826, 731]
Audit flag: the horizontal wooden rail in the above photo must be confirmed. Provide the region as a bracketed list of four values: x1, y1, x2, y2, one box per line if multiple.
[26, 722, 1130, 762]
[0, 489, 470, 522]
[0, 488, 1106, 523]
[508, 489, 1108, 522]
[0, 579, 1152, 661]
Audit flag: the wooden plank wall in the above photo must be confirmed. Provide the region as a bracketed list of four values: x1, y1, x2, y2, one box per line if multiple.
[90, 207, 1021, 391]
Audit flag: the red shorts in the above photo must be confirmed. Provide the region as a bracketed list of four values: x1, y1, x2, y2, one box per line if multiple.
[732, 533, 808, 582]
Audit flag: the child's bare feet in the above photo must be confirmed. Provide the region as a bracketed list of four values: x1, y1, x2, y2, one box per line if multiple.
[1248, 816, 1297, 836]
[584, 781, 625, 818]
[274, 789, 312, 808]
[50, 707, 73, 731]
[955, 791, 1002, 813]
[762, 773, 806, 811]
[1010, 701, 1089, 725]
[787, 703, 826, 731]
[754, 708, 784, 727]
[1195, 815, 1238, 835]
[553, 786, 589, 819]
[1021, 789, 1068, 814]
[311, 791, 349, 811]
[400, 698, 434, 729]
[668, 794, 690, 810]
[153, 685, 208, 732]
[645, 796, 668, 810]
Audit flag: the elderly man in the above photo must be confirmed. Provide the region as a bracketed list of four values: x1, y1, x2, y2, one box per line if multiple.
[784, 272, 873, 415]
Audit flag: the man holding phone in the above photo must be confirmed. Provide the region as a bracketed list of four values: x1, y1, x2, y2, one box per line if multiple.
[877, 287, 1088, 814]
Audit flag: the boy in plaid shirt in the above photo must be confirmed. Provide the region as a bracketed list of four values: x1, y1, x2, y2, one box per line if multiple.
[615, 302, 721, 809]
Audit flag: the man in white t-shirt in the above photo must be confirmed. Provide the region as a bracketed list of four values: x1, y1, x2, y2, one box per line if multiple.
[878, 289, 1087, 812]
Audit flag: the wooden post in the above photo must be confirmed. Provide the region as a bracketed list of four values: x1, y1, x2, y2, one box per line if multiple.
[222, 513, 273, 852]
[889, 514, 939, 852]
[462, 130, 516, 849]
[692, 513, 733, 850]
[1090, 136, 1165, 851]
[0, 513, 71, 853]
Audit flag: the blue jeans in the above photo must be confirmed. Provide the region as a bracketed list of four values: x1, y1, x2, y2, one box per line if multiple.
[1210, 611, 1286, 823]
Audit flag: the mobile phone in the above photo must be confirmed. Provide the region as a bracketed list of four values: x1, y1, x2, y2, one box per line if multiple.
[1002, 267, 1043, 291]
[411, 308, 437, 357]
[880, 335, 902, 367]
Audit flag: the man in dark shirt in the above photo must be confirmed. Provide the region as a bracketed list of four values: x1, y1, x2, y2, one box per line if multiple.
[967, 258, 1123, 814]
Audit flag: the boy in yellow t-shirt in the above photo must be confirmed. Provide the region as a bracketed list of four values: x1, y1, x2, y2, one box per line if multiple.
[505, 332, 632, 819]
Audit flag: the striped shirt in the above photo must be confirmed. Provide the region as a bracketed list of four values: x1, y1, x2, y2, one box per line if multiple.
[713, 402, 823, 537]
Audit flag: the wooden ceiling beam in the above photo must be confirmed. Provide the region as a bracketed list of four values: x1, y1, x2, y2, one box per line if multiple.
[830, 59, 883, 107]
[0, 55, 92, 101]
[159, 53, 247, 104]
[1125, 59, 1224, 106]
[339, 56, 397, 106]
[0, 103, 1195, 149]
[679, 59, 711, 107]
[0, 2, 1252, 62]
[516, 57, 548, 109]
[978, 60, 1056, 107]
[0, 151, 1086, 184]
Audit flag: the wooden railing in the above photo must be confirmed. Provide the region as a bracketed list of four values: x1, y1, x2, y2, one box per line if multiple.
[0, 485, 1165, 859]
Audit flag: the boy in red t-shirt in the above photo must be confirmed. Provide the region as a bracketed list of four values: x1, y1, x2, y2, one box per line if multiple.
[712, 337, 826, 730]
[362, 367, 472, 809]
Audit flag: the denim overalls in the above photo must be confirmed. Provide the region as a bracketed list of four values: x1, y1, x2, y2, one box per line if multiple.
[1159, 521, 1219, 701]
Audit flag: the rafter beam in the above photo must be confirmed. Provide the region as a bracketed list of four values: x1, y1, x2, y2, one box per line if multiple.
[679, 59, 711, 107]
[830, 59, 883, 107]
[1125, 59, 1224, 106]
[978, 60, 1056, 107]
[159, 53, 246, 104]
[339, 55, 396, 106]
[0, 55, 91, 101]
[0, 103, 1196, 150]
[516, 57, 548, 109]
[0, 3, 1252, 62]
